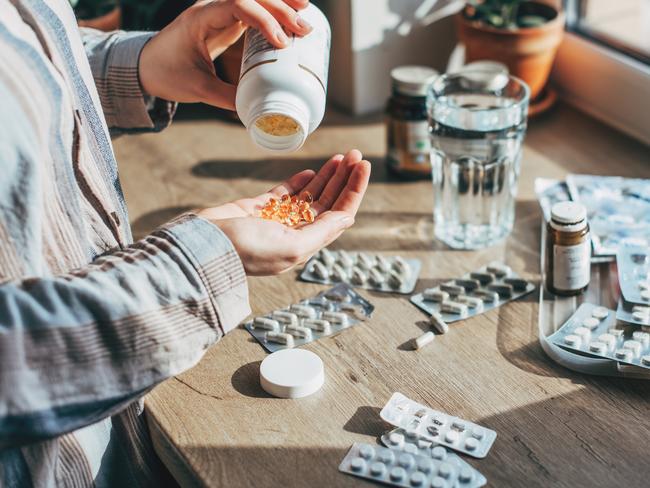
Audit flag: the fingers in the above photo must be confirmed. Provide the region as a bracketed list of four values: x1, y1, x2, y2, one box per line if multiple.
[197, 74, 238, 110]
[292, 210, 355, 253]
[301, 154, 344, 201]
[231, 0, 290, 47]
[265, 169, 316, 199]
[331, 160, 371, 214]
[256, 0, 313, 36]
[314, 150, 363, 213]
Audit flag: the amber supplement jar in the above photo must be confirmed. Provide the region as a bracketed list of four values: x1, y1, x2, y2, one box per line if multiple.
[386, 66, 439, 178]
[545, 202, 591, 296]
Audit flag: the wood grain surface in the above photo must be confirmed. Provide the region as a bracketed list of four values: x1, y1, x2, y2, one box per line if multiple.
[114, 103, 650, 488]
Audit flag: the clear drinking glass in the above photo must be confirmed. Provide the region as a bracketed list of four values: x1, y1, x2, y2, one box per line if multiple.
[427, 71, 530, 249]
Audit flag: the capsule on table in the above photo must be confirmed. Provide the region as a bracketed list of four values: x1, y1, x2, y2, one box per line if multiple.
[440, 300, 469, 316]
[487, 283, 514, 298]
[429, 312, 449, 334]
[423, 289, 449, 303]
[455, 279, 480, 292]
[284, 325, 313, 340]
[473, 289, 499, 303]
[414, 331, 435, 350]
[439, 282, 465, 295]
[302, 318, 332, 334]
[469, 271, 494, 285]
[265, 331, 295, 348]
[503, 277, 529, 291]
[271, 311, 298, 326]
[289, 304, 317, 319]
[321, 311, 349, 326]
[252, 317, 280, 331]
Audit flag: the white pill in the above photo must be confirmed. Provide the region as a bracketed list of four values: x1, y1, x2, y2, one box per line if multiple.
[440, 301, 469, 316]
[632, 305, 650, 315]
[410, 471, 427, 486]
[252, 317, 280, 331]
[641, 290, 650, 301]
[486, 262, 511, 277]
[302, 318, 332, 334]
[444, 430, 459, 443]
[272, 311, 298, 326]
[615, 349, 634, 362]
[503, 277, 529, 291]
[378, 449, 395, 464]
[321, 311, 349, 326]
[440, 283, 465, 295]
[582, 317, 600, 330]
[597, 333, 617, 352]
[423, 289, 449, 302]
[589, 341, 607, 354]
[289, 304, 317, 319]
[388, 432, 405, 446]
[356, 252, 375, 269]
[465, 437, 479, 451]
[473, 289, 499, 303]
[317, 248, 336, 267]
[350, 457, 365, 472]
[359, 444, 375, 459]
[639, 281, 650, 291]
[389, 467, 406, 481]
[388, 270, 405, 289]
[455, 279, 481, 292]
[487, 283, 513, 298]
[438, 462, 453, 479]
[416, 439, 432, 449]
[336, 252, 355, 269]
[392, 256, 411, 277]
[456, 295, 484, 311]
[414, 331, 435, 350]
[374, 255, 392, 272]
[431, 476, 446, 488]
[350, 267, 367, 285]
[429, 312, 449, 334]
[623, 340, 643, 357]
[608, 328, 624, 338]
[416, 458, 433, 473]
[459, 467, 475, 483]
[632, 331, 650, 347]
[633, 311, 650, 322]
[564, 334, 582, 348]
[309, 261, 329, 280]
[641, 355, 650, 366]
[470, 271, 494, 285]
[265, 332, 295, 348]
[369, 462, 385, 477]
[591, 307, 609, 320]
[471, 428, 484, 440]
[284, 325, 313, 340]
[368, 268, 385, 286]
[331, 264, 349, 282]
[397, 453, 415, 469]
[431, 446, 447, 460]
[574, 326, 592, 343]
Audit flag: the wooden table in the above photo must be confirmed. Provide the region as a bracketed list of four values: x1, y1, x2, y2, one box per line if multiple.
[114, 103, 650, 488]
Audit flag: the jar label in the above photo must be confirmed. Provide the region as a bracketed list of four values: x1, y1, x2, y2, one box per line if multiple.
[553, 239, 591, 291]
[387, 120, 431, 173]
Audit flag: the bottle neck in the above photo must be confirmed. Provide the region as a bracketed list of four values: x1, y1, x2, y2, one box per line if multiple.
[549, 218, 588, 233]
[246, 94, 310, 153]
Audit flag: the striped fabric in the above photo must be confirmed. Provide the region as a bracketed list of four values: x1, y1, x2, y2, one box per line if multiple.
[0, 1, 251, 486]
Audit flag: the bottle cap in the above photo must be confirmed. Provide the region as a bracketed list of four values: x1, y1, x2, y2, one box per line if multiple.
[391, 65, 439, 96]
[551, 201, 587, 225]
[260, 349, 324, 398]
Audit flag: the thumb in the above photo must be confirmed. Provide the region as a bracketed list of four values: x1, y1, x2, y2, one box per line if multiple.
[197, 73, 237, 111]
[296, 211, 355, 250]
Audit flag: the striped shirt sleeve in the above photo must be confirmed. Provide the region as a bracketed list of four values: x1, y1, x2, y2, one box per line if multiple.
[80, 27, 176, 133]
[0, 214, 251, 449]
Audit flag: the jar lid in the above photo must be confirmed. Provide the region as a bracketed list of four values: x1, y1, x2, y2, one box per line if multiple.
[391, 65, 439, 96]
[551, 201, 587, 225]
[260, 349, 324, 398]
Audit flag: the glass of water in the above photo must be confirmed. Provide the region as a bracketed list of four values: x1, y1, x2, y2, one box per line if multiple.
[427, 71, 529, 249]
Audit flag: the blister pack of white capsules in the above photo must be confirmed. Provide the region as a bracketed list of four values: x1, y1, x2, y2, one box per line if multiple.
[380, 393, 497, 458]
[339, 442, 483, 488]
[617, 245, 650, 305]
[243, 283, 374, 353]
[299, 248, 422, 294]
[380, 428, 486, 487]
[548, 303, 650, 369]
[617, 300, 650, 326]
[410, 262, 534, 323]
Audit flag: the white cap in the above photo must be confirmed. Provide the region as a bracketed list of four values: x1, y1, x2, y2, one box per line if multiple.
[391, 65, 439, 96]
[260, 349, 324, 398]
[550, 201, 588, 231]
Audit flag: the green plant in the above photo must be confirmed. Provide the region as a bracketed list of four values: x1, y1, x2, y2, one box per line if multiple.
[464, 0, 549, 29]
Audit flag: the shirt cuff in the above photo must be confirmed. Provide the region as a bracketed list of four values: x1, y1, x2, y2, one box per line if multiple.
[157, 214, 251, 334]
[103, 32, 176, 132]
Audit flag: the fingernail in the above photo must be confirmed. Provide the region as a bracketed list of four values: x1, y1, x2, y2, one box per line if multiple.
[295, 16, 312, 32]
[275, 28, 290, 47]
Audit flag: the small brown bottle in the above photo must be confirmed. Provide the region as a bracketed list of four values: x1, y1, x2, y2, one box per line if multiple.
[545, 202, 591, 296]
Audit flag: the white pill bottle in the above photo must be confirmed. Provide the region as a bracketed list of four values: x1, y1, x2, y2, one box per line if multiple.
[235, 4, 331, 153]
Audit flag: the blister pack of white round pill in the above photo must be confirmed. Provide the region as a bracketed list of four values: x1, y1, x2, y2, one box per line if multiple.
[243, 283, 374, 353]
[548, 302, 650, 370]
[410, 262, 535, 323]
[379, 393, 497, 459]
[339, 442, 483, 488]
[617, 245, 650, 306]
[299, 248, 422, 294]
[380, 428, 486, 487]
[616, 299, 650, 326]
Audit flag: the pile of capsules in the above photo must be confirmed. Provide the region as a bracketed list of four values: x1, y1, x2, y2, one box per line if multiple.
[300, 248, 422, 294]
[339, 393, 494, 487]
[260, 191, 315, 227]
[243, 284, 374, 353]
[616, 245, 650, 326]
[549, 303, 650, 370]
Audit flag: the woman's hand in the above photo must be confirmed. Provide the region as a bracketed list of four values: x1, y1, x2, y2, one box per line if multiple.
[138, 0, 312, 110]
[196, 150, 371, 275]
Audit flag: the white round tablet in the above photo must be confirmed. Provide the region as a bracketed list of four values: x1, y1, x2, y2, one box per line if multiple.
[260, 349, 324, 399]
[591, 307, 609, 320]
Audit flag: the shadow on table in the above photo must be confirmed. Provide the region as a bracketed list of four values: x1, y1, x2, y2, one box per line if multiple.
[231, 361, 273, 399]
[131, 205, 197, 240]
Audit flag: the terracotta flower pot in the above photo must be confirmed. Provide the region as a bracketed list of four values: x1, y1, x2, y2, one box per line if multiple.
[456, 1, 565, 100]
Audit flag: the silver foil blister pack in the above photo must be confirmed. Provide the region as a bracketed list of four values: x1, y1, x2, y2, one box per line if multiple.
[243, 283, 374, 353]
[380, 428, 486, 487]
[379, 393, 497, 458]
[548, 303, 650, 369]
[617, 299, 650, 326]
[617, 245, 650, 305]
[299, 248, 422, 294]
[339, 442, 484, 488]
[410, 262, 534, 323]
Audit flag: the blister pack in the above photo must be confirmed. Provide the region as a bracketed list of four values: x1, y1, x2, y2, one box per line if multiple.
[548, 303, 650, 369]
[617, 300, 650, 326]
[380, 428, 486, 487]
[299, 248, 422, 294]
[617, 245, 650, 305]
[379, 393, 497, 458]
[243, 283, 374, 353]
[339, 442, 483, 488]
[410, 262, 534, 323]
